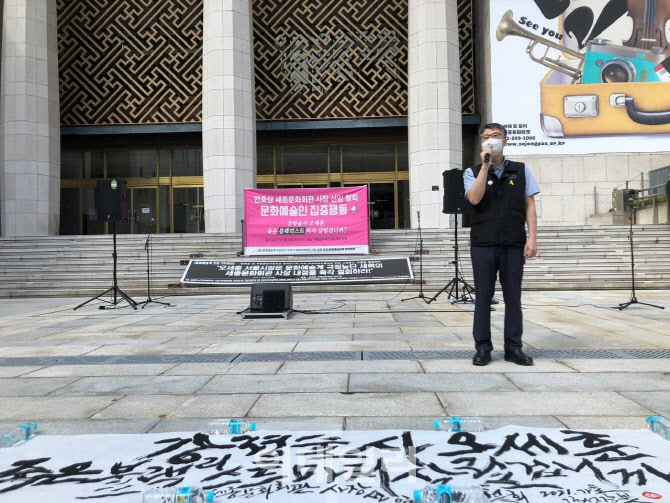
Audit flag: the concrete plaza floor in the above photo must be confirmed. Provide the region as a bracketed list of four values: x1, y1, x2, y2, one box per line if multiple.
[0, 289, 668, 435]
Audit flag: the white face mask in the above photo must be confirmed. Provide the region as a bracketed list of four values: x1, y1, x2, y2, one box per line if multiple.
[482, 138, 504, 156]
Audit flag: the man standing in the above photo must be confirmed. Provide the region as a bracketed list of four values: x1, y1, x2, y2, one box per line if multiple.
[463, 123, 539, 366]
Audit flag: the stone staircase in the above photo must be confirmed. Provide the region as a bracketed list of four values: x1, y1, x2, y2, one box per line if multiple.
[0, 225, 669, 298]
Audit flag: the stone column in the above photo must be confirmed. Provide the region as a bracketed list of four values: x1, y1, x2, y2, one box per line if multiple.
[408, 0, 462, 229]
[0, 0, 60, 236]
[202, 0, 256, 233]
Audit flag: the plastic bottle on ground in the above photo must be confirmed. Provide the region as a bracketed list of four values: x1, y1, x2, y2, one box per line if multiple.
[208, 419, 256, 435]
[413, 484, 488, 502]
[0, 423, 38, 448]
[433, 417, 483, 432]
[646, 415, 670, 440]
[142, 486, 214, 503]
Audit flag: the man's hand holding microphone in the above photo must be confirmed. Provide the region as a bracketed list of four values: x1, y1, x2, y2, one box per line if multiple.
[469, 140, 497, 205]
[480, 144, 494, 165]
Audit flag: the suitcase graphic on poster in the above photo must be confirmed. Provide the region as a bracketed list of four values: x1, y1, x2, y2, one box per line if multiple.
[540, 67, 670, 137]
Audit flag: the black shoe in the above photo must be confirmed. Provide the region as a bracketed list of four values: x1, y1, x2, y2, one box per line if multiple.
[504, 347, 534, 366]
[472, 349, 491, 366]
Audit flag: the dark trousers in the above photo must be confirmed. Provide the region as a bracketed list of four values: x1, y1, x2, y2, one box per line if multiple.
[470, 246, 525, 351]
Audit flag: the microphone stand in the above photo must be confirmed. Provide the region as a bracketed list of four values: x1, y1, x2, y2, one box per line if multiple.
[426, 212, 475, 304]
[137, 218, 171, 309]
[613, 198, 664, 311]
[75, 216, 137, 310]
[402, 211, 429, 303]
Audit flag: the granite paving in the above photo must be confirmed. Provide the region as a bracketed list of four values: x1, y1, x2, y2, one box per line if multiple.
[0, 290, 668, 433]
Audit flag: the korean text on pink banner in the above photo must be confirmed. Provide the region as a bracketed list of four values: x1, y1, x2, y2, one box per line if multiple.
[243, 186, 369, 256]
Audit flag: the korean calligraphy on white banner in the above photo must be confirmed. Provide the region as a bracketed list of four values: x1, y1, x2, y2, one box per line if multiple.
[1, 427, 669, 502]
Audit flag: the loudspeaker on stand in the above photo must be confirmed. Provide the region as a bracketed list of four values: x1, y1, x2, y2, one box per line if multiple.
[95, 179, 127, 222]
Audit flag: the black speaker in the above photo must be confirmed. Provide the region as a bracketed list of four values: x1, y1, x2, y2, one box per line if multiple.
[623, 189, 637, 210]
[250, 283, 293, 312]
[443, 169, 473, 215]
[95, 179, 127, 222]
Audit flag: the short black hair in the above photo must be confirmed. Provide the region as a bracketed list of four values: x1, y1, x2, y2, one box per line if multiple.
[479, 122, 507, 138]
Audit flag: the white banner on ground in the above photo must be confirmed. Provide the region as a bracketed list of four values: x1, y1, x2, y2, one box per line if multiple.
[0, 427, 669, 502]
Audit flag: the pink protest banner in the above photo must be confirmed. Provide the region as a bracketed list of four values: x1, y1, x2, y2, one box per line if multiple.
[243, 186, 369, 256]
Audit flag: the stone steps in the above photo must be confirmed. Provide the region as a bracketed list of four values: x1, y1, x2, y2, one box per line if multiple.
[1, 225, 669, 297]
[3, 261, 668, 272]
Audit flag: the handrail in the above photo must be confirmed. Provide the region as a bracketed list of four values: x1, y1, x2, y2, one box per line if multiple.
[635, 183, 668, 195]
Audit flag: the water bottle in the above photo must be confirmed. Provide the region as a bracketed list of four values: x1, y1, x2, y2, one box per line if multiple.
[0, 423, 38, 448]
[413, 484, 488, 503]
[208, 419, 256, 435]
[142, 486, 214, 503]
[433, 417, 483, 433]
[646, 415, 670, 440]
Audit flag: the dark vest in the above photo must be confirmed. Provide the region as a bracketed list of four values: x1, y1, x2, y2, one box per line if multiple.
[469, 160, 527, 247]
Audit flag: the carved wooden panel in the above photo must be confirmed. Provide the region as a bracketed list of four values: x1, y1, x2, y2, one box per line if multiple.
[57, 0, 475, 125]
[253, 0, 409, 121]
[458, 0, 476, 115]
[57, 0, 202, 125]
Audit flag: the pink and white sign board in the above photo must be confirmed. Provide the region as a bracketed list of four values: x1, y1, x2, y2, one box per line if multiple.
[243, 186, 369, 256]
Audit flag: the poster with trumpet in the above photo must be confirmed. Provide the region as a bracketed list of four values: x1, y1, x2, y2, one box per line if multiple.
[491, 0, 670, 155]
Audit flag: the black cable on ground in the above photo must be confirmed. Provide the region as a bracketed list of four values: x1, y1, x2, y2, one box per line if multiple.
[522, 303, 615, 310]
[289, 309, 471, 315]
[146, 295, 176, 305]
[40, 296, 624, 317]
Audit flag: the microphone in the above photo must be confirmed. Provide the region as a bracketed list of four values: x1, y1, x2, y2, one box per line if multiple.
[145, 218, 154, 249]
[483, 140, 495, 164]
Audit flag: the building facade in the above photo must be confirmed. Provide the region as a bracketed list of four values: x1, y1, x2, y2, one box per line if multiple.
[0, 0, 668, 237]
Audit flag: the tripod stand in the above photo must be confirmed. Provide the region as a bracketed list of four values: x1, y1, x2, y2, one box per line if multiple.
[402, 211, 429, 303]
[427, 213, 475, 304]
[614, 198, 664, 311]
[137, 218, 171, 309]
[74, 218, 137, 310]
